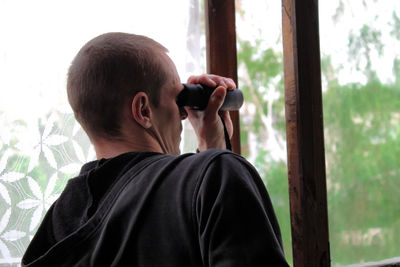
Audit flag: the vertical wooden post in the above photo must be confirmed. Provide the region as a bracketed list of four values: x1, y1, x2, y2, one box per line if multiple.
[204, 0, 241, 154]
[282, 0, 331, 266]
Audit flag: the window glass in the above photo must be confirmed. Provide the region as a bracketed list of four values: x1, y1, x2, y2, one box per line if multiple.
[0, 0, 201, 263]
[320, 1, 400, 265]
[236, 0, 292, 265]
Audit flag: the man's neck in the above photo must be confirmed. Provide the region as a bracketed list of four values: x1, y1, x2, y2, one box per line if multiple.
[93, 136, 163, 159]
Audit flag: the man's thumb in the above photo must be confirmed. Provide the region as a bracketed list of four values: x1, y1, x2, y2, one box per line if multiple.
[209, 86, 226, 110]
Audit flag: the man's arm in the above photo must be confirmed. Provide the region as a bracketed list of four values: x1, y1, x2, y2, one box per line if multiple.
[194, 153, 289, 267]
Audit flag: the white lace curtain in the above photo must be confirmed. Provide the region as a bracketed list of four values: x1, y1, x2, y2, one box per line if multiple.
[0, 0, 201, 263]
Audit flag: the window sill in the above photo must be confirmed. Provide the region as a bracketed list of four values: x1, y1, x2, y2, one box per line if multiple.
[343, 257, 400, 267]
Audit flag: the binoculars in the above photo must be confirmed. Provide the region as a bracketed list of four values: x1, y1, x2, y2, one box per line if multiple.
[176, 83, 243, 111]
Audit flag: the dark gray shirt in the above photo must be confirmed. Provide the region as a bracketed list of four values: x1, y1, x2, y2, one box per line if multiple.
[22, 149, 288, 267]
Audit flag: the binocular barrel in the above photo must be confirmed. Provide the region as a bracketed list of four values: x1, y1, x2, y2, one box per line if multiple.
[176, 84, 244, 111]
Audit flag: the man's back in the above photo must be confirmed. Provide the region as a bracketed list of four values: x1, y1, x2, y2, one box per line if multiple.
[22, 149, 288, 267]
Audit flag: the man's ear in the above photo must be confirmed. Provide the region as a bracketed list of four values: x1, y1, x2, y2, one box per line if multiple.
[131, 92, 152, 129]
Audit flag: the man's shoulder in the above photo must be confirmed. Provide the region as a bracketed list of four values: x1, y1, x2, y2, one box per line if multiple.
[187, 148, 247, 164]
[135, 149, 254, 190]
[192, 148, 253, 171]
[184, 149, 261, 192]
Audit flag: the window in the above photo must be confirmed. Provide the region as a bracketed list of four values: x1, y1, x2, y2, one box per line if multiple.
[236, 0, 292, 264]
[320, 1, 400, 265]
[0, 0, 202, 263]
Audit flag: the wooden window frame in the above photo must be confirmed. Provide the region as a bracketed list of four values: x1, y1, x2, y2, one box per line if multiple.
[204, 0, 241, 154]
[204, 0, 331, 266]
[281, 0, 331, 266]
[204, 1, 400, 266]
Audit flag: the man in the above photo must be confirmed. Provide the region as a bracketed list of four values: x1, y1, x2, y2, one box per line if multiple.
[22, 32, 289, 266]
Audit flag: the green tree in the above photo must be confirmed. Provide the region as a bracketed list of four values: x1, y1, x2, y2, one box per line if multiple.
[322, 62, 400, 265]
[237, 39, 292, 264]
[322, 2, 400, 264]
[237, 1, 400, 265]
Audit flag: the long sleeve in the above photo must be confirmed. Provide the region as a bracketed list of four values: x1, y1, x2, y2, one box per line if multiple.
[194, 153, 289, 267]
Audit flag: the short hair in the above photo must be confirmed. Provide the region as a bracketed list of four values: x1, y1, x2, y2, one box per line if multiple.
[67, 32, 169, 140]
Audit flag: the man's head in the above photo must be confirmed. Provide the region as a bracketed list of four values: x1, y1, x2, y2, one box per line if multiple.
[67, 32, 186, 156]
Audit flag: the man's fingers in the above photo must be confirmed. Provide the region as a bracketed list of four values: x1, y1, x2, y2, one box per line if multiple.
[185, 107, 200, 120]
[205, 86, 226, 117]
[225, 78, 236, 90]
[187, 74, 217, 87]
[184, 86, 226, 119]
[185, 74, 236, 151]
[218, 110, 233, 138]
[219, 110, 230, 123]
[187, 74, 236, 90]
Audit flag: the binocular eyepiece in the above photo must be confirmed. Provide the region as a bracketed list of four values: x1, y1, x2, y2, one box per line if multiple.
[176, 83, 244, 111]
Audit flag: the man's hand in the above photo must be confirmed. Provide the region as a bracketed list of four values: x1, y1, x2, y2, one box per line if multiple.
[185, 74, 236, 152]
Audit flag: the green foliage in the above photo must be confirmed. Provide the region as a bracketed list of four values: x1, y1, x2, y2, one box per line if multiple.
[238, 10, 400, 265]
[323, 72, 400, 264]
[238, 39, 286, 142]
[391, 11, 400, 40]
[394, 57, 400, 87]
[348, 24, 383, 79]
[237, 39, 292, 265]
[266, 161, 292, 263]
